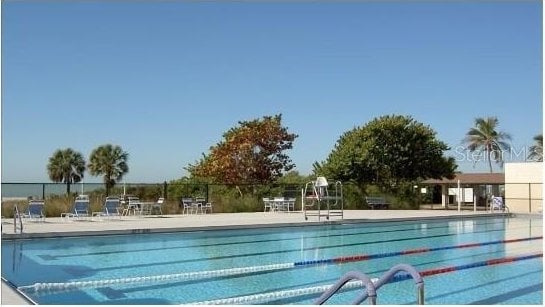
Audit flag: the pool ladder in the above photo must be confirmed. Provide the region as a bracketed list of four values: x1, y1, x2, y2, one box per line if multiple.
[315, 264, 424, 305]
[14, 204, 23, 234]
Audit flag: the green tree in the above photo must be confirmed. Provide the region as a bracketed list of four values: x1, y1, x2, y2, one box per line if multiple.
[527, 134, 543, 162]
[47, 148, 86, 194]
[463, 117, 511, 172]
[187, 114, 298, 196]
[314, 115, 456, 196]
[88, 144, 129, 196]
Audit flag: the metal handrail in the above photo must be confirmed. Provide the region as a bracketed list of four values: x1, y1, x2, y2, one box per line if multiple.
[357, 263, 424, 305]
[13, 205, 23, 234]
[314, 271, 377, 305]
[315, 264, 424, 305]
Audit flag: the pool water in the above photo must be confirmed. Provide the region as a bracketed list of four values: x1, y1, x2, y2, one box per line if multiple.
[1, 216, 542, 304]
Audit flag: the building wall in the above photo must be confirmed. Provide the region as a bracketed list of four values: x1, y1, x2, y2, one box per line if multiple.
[504, 162, 543, 213]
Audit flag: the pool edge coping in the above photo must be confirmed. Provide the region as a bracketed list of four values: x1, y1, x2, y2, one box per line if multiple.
[1, 212, 514, 240]
[2, 277, 37, 305]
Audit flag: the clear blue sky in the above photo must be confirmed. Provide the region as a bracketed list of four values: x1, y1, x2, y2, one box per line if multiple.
[1, 1, 542, 183]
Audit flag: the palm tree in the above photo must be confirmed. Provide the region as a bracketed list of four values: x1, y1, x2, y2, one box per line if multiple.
[88, 144, 129, 196]
[464, 116, 511, 173]
[47, 148, 86, 194]
[527, 134, 543, 162]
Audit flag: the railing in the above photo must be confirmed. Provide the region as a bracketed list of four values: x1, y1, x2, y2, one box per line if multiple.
[315, 264, 424, 305]
[13, 205, 23, 234]
[314, 271, 377, 305]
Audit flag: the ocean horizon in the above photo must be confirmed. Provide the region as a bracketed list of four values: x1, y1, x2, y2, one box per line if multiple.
[1, 183, 124, 200]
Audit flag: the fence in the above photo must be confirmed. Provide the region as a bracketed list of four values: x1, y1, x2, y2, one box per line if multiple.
[5, 181, 538, 217]
[1, 181, 403, 217]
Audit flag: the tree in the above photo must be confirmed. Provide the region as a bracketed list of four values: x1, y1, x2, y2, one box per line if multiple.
[463, 117, 511, 172]
[47, 148, 86, 194]
[527, 134, 543, 162]
[88, 144, 129, 196]
[314, 115, 456, 195]
[187, 114, 298, 195]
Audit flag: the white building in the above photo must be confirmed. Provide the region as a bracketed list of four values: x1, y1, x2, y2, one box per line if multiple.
[504, 162, 542, 213]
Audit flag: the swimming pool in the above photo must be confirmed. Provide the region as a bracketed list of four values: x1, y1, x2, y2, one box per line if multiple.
[1, 216, 542, 304]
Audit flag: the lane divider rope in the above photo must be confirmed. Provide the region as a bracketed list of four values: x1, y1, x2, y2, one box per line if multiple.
[297, 236, 542, 266]
[17, 236, 541, 294]
[188, 252, 543, 305]
[18, 263, 294, 294]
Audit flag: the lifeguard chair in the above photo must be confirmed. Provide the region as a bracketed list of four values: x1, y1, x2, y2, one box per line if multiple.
[303, 177, 343, 221]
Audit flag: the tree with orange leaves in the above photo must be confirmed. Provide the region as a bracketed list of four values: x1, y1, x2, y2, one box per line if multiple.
[187, 114, 298, 195]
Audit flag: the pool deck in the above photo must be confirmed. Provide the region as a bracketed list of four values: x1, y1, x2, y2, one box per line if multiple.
[0, 210, 514, 305]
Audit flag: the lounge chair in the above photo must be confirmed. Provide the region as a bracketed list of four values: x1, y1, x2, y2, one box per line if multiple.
[62, 195, 90, 220]
[23, 199, 45, 222]
[491, 196, 508, 212]
[93, 197, 122, 219]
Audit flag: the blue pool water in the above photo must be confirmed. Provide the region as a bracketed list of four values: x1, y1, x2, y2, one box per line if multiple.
[1, 216, 542, 304]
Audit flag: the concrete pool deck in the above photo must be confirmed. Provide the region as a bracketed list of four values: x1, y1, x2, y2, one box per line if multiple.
[0, 210, 514, 304]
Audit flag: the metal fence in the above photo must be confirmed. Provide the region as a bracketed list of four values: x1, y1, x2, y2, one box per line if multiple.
[3, 181, 540, 215]
[1, 181, 389, 215]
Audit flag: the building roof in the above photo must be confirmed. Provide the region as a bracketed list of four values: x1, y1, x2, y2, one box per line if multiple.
[422, 173, 505, 185]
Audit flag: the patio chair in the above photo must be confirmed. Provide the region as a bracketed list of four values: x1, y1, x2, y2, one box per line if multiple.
[274, 197, 287, 212]
[151, 198, 164, 216]
[194, 197, 206, 214]
[23, 199, 45, 222]
[182, 197, 195, 215]
[123, 196, 141, 216]
[286, 197, 296, 212]
[263, 197, 274, 212]
[93, 197, 121, 219]
[201, 199, 213, 214]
